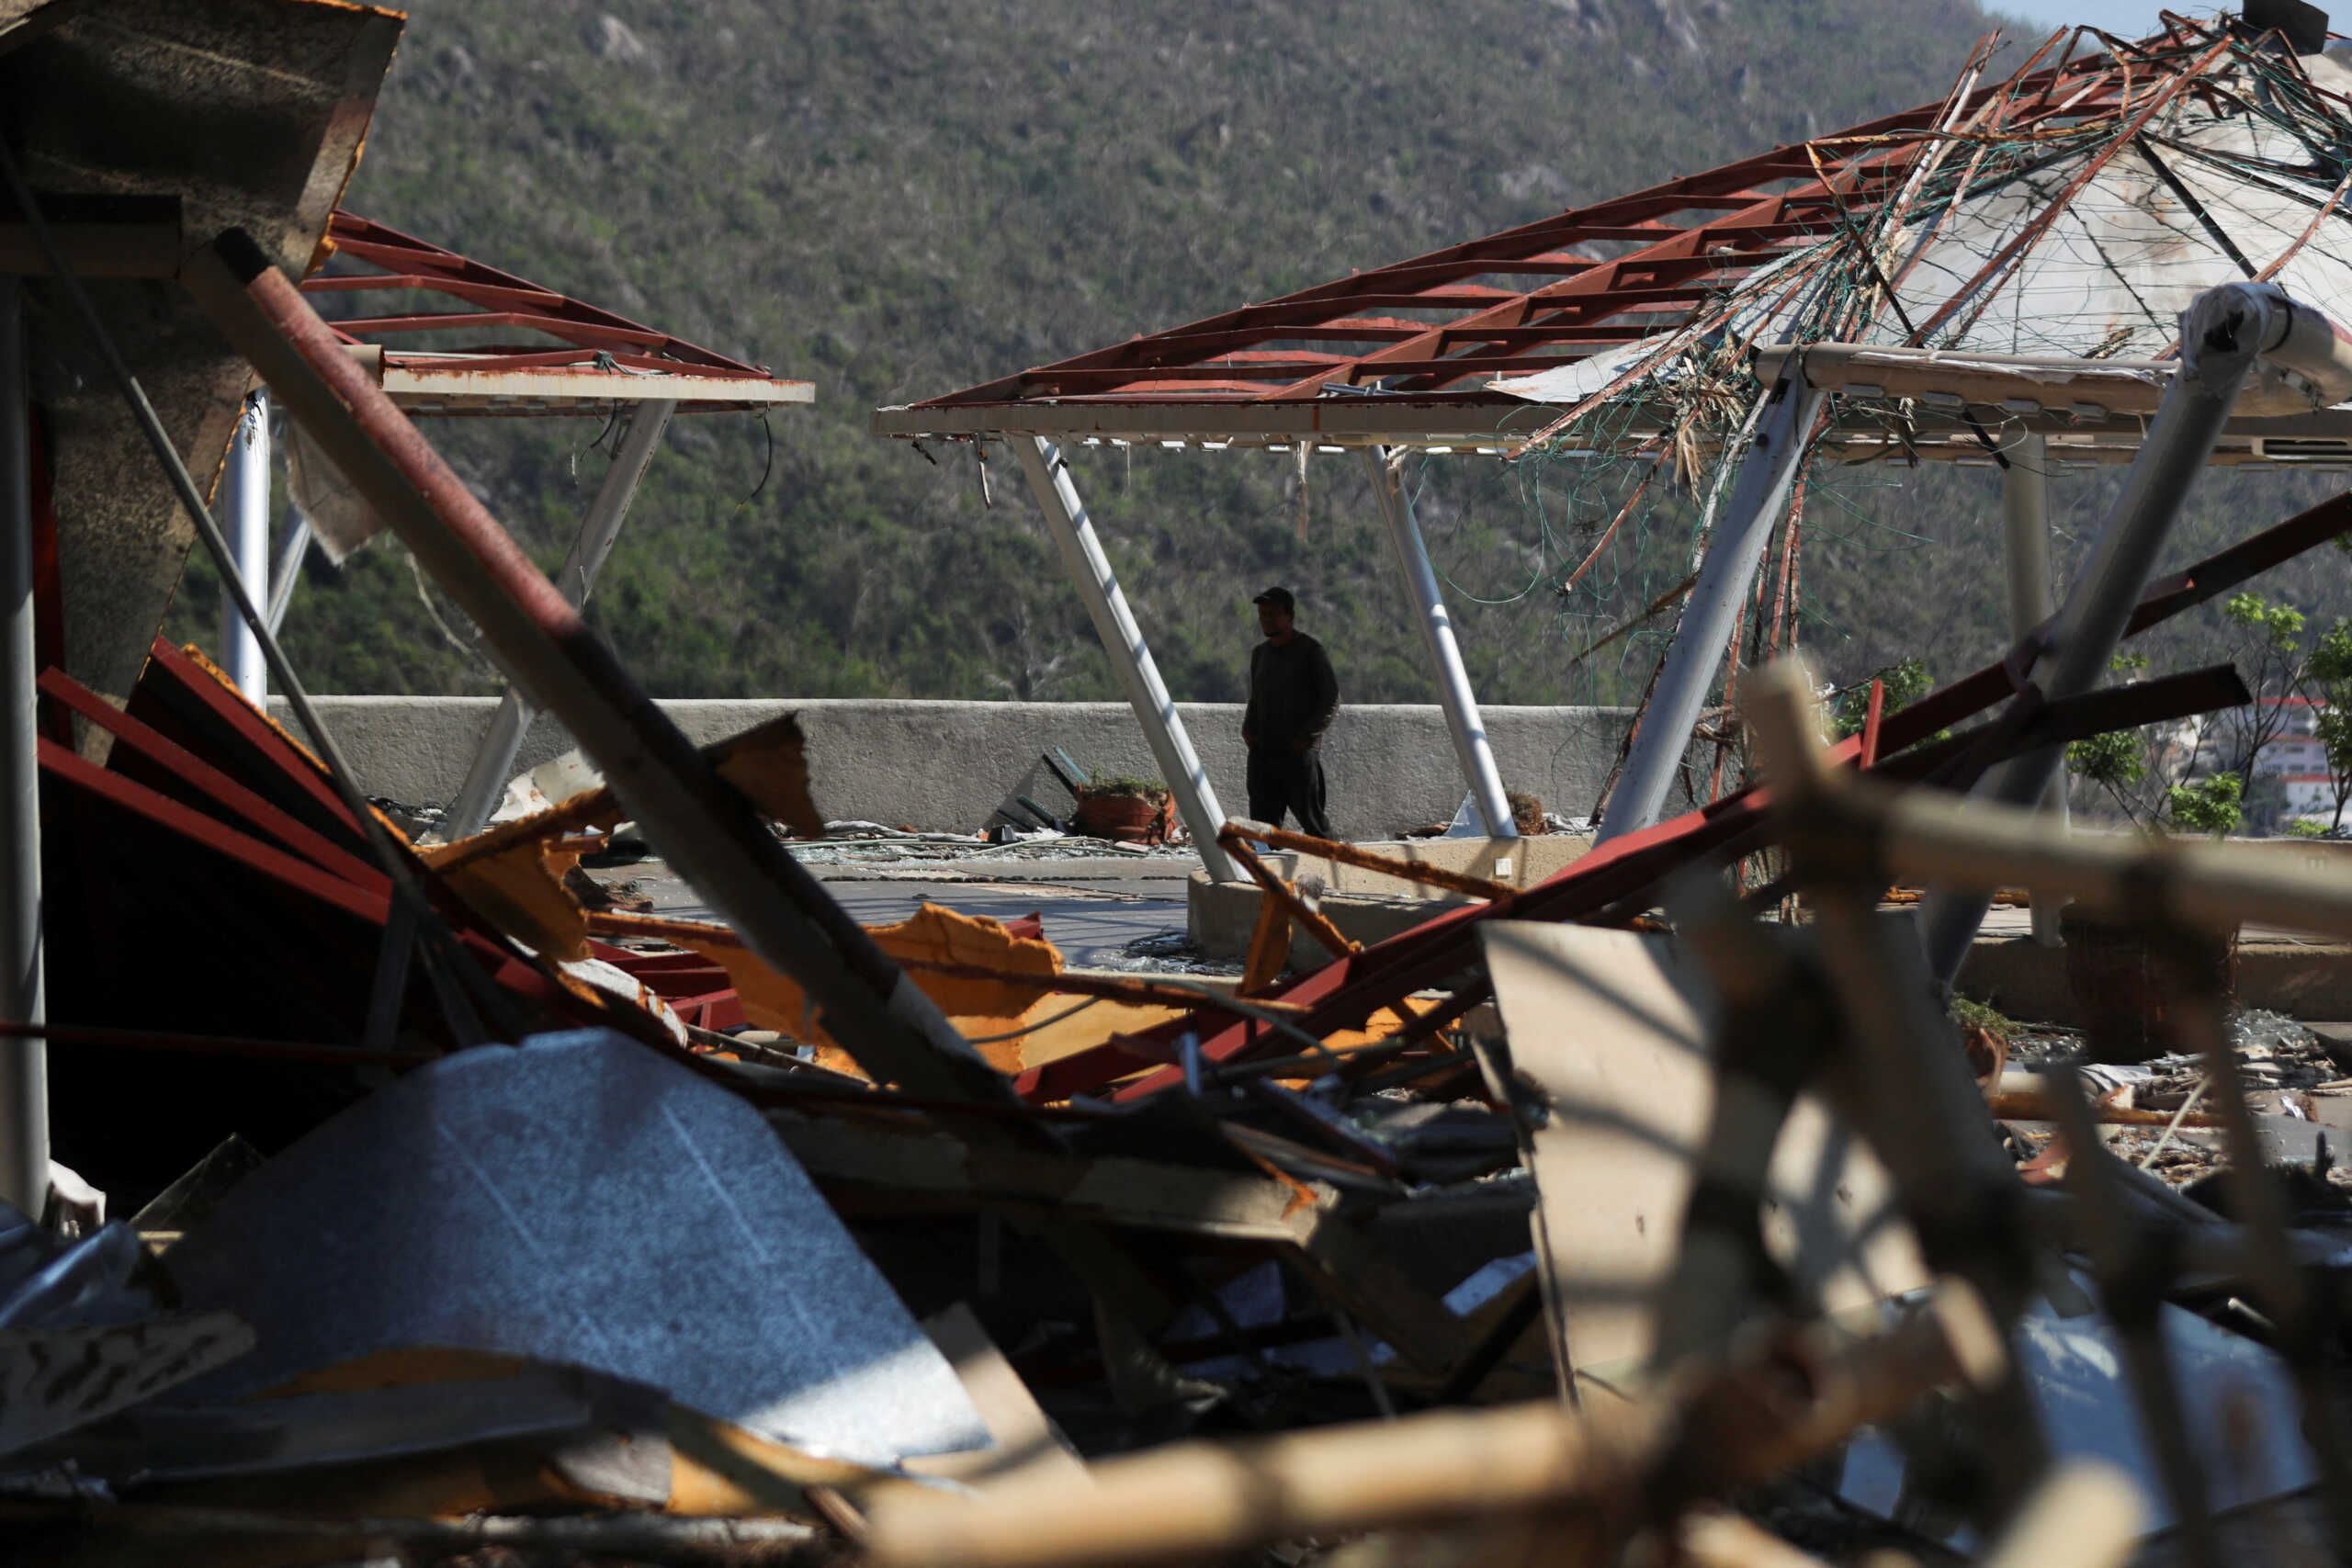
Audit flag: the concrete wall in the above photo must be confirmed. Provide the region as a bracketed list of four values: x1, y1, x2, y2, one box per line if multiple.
[267, 696, 1635, 843]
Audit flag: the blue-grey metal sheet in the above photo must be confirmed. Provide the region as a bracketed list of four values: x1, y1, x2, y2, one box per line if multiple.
[165, 1029, 988, 1468]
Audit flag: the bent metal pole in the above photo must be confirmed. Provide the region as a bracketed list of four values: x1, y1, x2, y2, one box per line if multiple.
[1596, 367, 1824, 843]
[183, 229, 1006, 1103]
[443, 398, 676, 840]
[1014, 436, 1239, 883]
[0, 280, 44, 1217]
[1919, 283, 2344, 988]
[1363, 446, 1516, 839]
[1998, 431, 2068, 946]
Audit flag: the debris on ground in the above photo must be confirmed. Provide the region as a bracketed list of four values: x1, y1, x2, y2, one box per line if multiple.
[17, 11, 2352, 1568]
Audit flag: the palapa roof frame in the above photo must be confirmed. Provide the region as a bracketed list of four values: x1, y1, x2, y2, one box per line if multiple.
[876, 11, 2352, 467]
[305, 211, 812, 417]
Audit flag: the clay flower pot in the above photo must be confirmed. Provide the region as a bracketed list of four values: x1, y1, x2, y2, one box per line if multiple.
[1074, 789, 1173, 844]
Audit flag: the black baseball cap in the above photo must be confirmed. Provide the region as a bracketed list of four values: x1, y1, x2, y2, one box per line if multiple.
[1252, 586, 1295, 613]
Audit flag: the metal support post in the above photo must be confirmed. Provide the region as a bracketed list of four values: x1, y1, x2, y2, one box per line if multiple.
[220, 389, 270, 703]
[442, 399, 675, 840]
[1013, 437, 1238, 884]
[265, 505, 311, 636]
[187, 229, 1005, 1101]
[1596, 373, 1825, 842]
[1364, 448, 1516, 839]
[1920, 284, 2298, 988]
[0, 280, 46, 1217]
[2000, 433, 2068, 946]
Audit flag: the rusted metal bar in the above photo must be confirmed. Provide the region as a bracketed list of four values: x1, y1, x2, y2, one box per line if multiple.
[1216, 826, 1361, 961]
[584, 908, 1308, 1020]
[1226, 818, 1517, 901]
[1238, 889, 1293, 993]
[899, 963, 1310, 1019]
[182, 229, 1003, 1105]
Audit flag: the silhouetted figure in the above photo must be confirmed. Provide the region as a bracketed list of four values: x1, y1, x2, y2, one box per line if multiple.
[1241, 586, 1340, 838]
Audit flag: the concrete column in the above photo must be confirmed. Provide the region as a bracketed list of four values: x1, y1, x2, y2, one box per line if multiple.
[2000, 432, 2068, 946]
[1364, 447, 1516, 839]
[1014, 437, 1238, 883]
[443, 400, 674, 840]
[220, 389, 270, 703]
[0, 280, 46, 1217]
[1597, 376, 1825, 843]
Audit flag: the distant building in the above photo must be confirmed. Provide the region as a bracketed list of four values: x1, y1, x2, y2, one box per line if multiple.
[2175, 697, 2348, 831]
[2196, 695, 2321, 777]
[2278, 772, 2340, 822]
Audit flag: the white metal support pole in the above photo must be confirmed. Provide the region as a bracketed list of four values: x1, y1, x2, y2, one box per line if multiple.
[442, 399, 675, 840]
[265, 505, 311, 637]
[1596, 373, 1825, 843]
[0, 280, 46, 1217]
[1365, 446, 1516, 839]
[220, 389, 270, 704]
[2000, 432, 2068, 946]
[1015, 437, 1239, 884]
[1919, 284, 2298, 989]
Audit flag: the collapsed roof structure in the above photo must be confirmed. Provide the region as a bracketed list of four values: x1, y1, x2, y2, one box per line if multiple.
[13, 1, 2352, 1563]
[876, 4, 2352, 866]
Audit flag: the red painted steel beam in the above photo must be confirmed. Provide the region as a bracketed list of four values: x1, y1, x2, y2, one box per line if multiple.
[188, 228, 1015, 1106]
[40, 668, 389, 894]
[305, 275, 571, 311]
[1254, 159, 1909, 400]
[315, 211, 763, 376]
[913, 41, 2124, 412]
[42, 738, 391, 927]
[325, 310, 673, 352]
[136, 637, 368, 847]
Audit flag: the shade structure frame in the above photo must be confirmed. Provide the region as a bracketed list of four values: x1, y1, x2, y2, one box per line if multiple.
[1012, 437, 1239, 884]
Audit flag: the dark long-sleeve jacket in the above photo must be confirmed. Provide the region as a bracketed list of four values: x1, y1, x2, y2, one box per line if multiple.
[1244, 634, 1340, 750]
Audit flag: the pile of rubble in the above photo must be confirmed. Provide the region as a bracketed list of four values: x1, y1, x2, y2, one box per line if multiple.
[17, 6, 2352, 1566]
[14, 610, 2352, 1568]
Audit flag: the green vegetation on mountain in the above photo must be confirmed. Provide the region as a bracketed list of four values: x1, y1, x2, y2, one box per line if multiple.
[165, 1, 2352, 749]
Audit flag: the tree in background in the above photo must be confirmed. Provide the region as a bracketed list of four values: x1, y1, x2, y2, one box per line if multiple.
[2168, 772, 2244, 837]
[1828, 658, 1933, 739]
[2066, 651, 2165, 827]
[2211, 591, 2310, 781]
[2308, 617, 2352, 832]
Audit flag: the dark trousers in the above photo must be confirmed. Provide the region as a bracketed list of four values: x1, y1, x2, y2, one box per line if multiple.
[1247, 744, 1331, 839]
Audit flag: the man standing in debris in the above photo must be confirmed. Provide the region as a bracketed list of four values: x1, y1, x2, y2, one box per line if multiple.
[1242, 586, 1340, 838]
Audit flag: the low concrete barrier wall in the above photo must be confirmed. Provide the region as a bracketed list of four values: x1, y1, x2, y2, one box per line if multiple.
[268, 696, 1635, 844]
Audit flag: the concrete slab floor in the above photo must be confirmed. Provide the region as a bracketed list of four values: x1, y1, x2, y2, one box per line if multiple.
[582, 853, 1207, 972]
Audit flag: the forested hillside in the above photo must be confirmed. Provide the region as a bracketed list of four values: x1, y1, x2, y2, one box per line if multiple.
[166, 1, 2352, 716]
